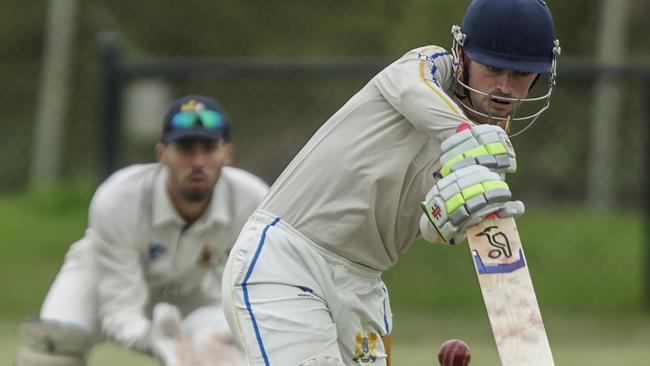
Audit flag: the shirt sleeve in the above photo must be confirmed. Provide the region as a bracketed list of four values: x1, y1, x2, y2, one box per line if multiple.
[89, 186, 152, 353]
[373, 46, 468, 141]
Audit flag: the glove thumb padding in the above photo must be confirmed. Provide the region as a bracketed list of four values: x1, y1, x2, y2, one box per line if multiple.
[420, 212, 441, 244]
[496, 200, 525, 218]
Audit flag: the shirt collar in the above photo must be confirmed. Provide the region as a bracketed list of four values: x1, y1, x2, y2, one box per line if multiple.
[152, 165, 232, 227]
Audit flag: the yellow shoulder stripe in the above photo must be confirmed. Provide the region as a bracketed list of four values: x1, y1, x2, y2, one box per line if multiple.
[418, 47, 462, 117]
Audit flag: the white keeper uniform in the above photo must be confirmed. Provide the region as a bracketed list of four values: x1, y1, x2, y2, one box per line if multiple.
[41, 163, 268, 353]
[223, 46, 469, 366]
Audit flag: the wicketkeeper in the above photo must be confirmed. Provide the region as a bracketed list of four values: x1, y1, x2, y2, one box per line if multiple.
[16, 95, 268, 366]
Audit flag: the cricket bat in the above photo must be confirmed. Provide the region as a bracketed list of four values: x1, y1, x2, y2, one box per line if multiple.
[466, 214, 554, 366]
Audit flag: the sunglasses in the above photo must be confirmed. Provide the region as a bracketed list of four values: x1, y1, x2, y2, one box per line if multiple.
[171, 110, 225, 129]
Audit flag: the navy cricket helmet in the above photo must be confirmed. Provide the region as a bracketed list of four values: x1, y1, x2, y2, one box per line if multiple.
[462, 0, 557, 73]
[450, 0, 561, 135]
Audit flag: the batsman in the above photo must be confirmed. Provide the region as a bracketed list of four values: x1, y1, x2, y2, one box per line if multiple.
[16, 95, 268, 365]
[223, 0, 560, 365]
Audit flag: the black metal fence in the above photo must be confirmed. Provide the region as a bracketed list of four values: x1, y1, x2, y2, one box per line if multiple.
[98, 34, 650, 207]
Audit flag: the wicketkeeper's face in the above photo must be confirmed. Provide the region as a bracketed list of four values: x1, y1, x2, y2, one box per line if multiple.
[465, 57, 539, 124]
[158, 138, 230, 203]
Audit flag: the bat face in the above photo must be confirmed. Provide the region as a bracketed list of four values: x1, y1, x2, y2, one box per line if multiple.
[466, 216, 554, 366]
[472, 225, 525, 274]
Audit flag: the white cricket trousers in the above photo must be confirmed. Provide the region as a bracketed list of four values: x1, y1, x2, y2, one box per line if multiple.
[223, 210, 393, 366]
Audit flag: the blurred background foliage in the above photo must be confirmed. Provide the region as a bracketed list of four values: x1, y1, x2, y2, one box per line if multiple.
[3, 1, 650, 363]
[2, 0, 650, 335]
[3, 0, 650, 197]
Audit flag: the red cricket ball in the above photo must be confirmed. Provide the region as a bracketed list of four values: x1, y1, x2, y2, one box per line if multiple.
[438, 339, 471, 366]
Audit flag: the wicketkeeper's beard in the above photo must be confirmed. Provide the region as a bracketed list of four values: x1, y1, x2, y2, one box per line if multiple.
[180, 185, 211, 202]
[179, 170, 220, 203]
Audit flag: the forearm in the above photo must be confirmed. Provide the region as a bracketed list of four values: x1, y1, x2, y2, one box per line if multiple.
[91, 229, 152, 352]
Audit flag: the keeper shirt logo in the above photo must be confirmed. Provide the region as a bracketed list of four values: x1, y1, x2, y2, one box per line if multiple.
[199, 245, 216, 266]
[148, 243, 166, 260]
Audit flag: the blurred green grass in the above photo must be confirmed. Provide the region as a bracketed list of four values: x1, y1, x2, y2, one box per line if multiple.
[4, 314, 650, 365]
[1, 184, 92, 317]
[1, 187, 649, 365]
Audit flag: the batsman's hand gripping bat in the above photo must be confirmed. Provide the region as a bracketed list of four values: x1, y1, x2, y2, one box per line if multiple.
[466, 214, 554, 366]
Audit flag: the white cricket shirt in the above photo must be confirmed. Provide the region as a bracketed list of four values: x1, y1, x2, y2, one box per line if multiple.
[85, 164, 267, 350]
[262, 46, 468, 271]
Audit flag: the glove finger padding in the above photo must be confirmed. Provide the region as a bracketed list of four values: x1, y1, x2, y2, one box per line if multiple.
[439, 123, 516, 177]
[421, 165, 524, 244]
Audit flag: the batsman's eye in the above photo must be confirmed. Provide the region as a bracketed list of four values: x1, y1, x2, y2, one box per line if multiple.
[515, 71, 532, 77]
[486, 65, 503, 73]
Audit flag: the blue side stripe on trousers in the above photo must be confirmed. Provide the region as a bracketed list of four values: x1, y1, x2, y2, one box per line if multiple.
[241, 216, 280, 366]
[383, 297, 390, 335]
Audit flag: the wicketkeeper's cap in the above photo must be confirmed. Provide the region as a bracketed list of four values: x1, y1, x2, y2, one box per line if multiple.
[161, 95, 230, 144]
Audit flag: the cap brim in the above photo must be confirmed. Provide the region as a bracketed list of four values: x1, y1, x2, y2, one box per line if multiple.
[465, 49, 551, 73]
[162, 128, 224, 144]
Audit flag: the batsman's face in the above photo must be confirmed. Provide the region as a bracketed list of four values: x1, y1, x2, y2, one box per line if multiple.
[466, 58, 539, 123]
[157, 138, 230, 203]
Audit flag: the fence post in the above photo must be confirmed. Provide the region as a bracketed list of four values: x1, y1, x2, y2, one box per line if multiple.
[97, 33, 122, 181]
[30, 0, 79, 189]
[646, 81, 650, 310]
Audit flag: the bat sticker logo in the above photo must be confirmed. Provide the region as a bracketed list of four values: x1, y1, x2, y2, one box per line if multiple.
[473, 225, 526, 274]
[477, 226, 512, 258]
[473, 249, 526, 274]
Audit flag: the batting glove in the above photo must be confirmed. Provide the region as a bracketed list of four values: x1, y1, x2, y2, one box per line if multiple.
[421, 165, 524, 244]
[439, 123, 516, 178]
